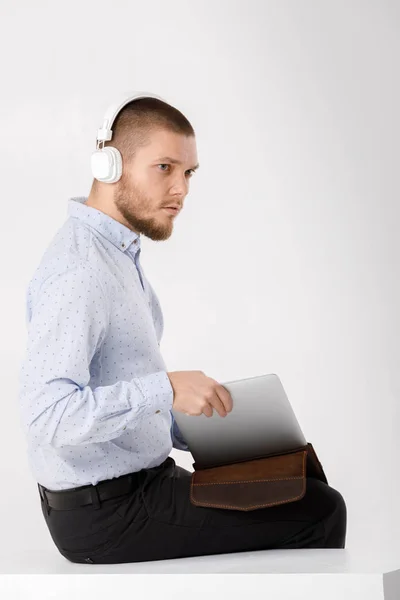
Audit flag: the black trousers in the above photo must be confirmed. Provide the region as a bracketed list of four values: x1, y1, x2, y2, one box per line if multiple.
[39, 456, 347, 564]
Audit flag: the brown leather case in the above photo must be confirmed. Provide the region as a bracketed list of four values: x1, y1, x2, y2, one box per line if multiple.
[190, 442, 328, 511]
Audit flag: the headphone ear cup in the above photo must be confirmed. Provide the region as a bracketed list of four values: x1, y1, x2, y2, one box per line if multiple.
[91, 146, 122, 183]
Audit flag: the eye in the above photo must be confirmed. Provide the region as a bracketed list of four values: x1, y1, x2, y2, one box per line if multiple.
[157, 164, 195, 177]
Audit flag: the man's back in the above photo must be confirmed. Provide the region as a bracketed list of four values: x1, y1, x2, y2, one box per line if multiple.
[18, 196, 187, 491]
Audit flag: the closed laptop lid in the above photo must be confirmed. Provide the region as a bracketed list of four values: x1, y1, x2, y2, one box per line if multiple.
[172, 373, 307, 469]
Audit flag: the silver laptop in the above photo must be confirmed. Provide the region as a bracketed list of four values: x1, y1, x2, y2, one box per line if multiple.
[172, 373, 307, 469]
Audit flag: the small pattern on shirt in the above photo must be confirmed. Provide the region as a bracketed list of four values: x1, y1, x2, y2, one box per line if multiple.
[18, 196, 188, 490]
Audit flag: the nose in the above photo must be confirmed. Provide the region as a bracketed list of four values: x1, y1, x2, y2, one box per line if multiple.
[170, 175, 190, 197]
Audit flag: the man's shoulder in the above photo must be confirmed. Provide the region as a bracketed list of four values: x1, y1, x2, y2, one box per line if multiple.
[27, 222, 108, 303]
[57, 218, 114, 287]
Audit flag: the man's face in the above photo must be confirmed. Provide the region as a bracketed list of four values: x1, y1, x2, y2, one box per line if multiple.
[113, 129, 199, 241]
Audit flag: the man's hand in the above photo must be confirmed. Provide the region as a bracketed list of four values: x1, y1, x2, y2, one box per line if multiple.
[167, 370, 233, 417]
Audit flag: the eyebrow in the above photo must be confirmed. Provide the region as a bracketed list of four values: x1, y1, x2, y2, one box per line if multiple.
[155, 156, 200, 170]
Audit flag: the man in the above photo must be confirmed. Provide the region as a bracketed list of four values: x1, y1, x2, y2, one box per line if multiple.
[18, 94, 346, 565]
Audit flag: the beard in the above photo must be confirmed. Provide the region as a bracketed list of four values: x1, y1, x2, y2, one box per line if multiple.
[113, 177, 174, 242]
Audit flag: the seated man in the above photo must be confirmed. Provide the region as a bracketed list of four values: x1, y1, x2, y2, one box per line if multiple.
[18, 94, 347, 564]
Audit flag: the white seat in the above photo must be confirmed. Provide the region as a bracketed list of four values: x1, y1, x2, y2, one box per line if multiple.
[1, 541, 399, 600]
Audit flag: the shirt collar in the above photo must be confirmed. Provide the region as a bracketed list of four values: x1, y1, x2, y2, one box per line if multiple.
[67, 196, 141, 254]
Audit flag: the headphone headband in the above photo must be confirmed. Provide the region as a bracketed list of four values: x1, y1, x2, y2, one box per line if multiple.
[96, 90, 166, 144]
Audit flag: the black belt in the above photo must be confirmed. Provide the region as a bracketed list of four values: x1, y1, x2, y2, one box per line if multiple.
[37, 470, 142, 511]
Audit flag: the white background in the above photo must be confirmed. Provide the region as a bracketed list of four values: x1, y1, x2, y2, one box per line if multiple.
[0, 0, 398, 577]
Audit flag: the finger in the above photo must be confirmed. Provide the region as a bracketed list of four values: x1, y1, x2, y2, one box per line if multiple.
[202, 404, 214, 418]
[211, 382, 233, 413]
[208, 393, 228, 417]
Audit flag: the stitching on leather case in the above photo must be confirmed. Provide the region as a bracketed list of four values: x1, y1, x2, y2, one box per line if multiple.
[192, 474, 304, 486]
[190, 450, 306, 510]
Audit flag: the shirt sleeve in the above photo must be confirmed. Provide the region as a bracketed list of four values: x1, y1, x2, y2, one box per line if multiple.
[170, 412, 190, 452]
[18, 265, 173, 449]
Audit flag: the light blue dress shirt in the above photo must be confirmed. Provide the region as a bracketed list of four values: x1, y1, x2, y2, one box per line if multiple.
[18, 196, 189, 491]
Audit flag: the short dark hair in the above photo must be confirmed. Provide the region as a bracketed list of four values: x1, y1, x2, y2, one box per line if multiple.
[92, 96, 195, 187]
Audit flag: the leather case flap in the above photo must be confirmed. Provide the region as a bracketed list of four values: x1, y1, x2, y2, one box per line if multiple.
[190, 448, 307, 511]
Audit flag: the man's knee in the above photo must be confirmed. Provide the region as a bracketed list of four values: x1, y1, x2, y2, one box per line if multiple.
[329, 486, 347, 524]
[323, 485, 347, 548]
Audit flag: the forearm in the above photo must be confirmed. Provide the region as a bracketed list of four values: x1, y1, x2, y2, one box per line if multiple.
[21, 370, 173, 448]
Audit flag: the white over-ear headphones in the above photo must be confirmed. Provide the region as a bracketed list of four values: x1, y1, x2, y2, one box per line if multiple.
[91, 90, 167, 184]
